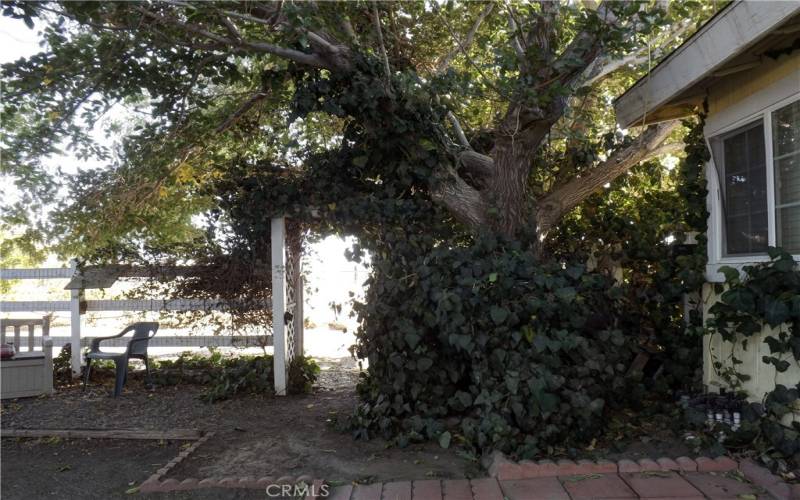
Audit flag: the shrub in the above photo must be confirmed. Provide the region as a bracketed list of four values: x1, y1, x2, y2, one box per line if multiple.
[350, 235, 644, 457]
[153, 351, 319, 402]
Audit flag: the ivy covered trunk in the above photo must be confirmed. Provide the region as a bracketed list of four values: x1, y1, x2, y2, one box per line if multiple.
[351, 236, 642, 456]
[349, 118, 710, 459]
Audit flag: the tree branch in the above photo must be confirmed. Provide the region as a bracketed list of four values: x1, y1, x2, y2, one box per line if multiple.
[459, 150, 495, 179]
[434, 2, 495, 75]
[581, 18, 693, 87]
[505, 4, 529, 74]
[431, 170, 489, 228]
[371, 3, 392, 86]
[133, 5, 336, 70]
[535, 121, 679, 234]
[215, 91, 268, 133]
[447, 111, 473, 150]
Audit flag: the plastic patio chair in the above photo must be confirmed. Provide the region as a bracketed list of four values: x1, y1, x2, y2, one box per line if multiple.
[83, 322, 159, 397]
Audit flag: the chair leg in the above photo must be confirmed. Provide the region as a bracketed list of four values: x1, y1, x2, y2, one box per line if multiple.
[144, 356, 152, 387]
[113, 359, 127, 398]
[82, 358, 92, 391]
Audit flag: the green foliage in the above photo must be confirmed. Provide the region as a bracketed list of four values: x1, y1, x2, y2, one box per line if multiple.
[288, 355, 322, 395]
[152, 351, 319, 402]
[346, 115, 712, 459]
[549, 116, 711, 394]
[52, 342, 73, 387]
[350, 234, 649, 457]
[704, 249, 800, 464]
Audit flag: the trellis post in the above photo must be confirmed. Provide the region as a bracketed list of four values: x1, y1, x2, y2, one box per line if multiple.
[271, 216, 287, 396]
[68, 260, 83, 377]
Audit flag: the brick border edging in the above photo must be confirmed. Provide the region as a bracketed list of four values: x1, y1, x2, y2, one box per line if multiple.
[486, 452, 798, 499]
[138, 432, 327, 496]
[139, 431, 215, 492]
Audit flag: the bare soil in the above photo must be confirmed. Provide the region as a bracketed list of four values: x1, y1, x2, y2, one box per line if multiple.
[1, 356, 726, 499]
[1, 438, 182, 499]
[1, 356, 480, 498]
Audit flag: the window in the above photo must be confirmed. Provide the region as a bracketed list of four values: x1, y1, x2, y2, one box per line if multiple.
[772, 99, 800, 253]
[711, 98, 800, 257]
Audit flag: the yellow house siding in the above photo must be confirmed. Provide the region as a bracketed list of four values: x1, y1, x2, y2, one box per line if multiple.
[708, 52, 800, 117]
[701, 284, 800, 425]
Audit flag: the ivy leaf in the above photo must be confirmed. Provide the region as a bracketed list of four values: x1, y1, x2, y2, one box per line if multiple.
[404, 332, 420, 349]
[555, 287, 576, 302]
[718, 266, 740, 283]
[352, 155, 369, 167]
[488, 272, 498, 283]
[763, 299, 789, 327]
[722, 288, 754, 313]
[419, 138, 437, 151]
[438, 431, 451, 449]
[417, 357, 433, 371]
[490, 306, 509, 325]
[521, 325, 535, 344]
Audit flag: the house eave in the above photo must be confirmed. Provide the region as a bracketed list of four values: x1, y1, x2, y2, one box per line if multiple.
[614, 1, 800, 129]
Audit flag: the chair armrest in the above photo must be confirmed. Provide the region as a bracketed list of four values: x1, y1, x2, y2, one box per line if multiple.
[89, 331, 129, 351]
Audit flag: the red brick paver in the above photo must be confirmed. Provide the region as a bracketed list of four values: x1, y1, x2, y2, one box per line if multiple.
[622, 471, 704, 499]
[382, 481, 412, 500]
[327, 484, 355, 500]
[696, 457, 738, 472]
[561, 473, 637, 499]
[468, 478, 504, 500]
[412, 480, 443, 500]
[682, 472, 763, 499]
[352, 483, 384, 500]
[442, 479, 472, 500]
[138, 448, 796, 498]
[740, 459, 792, 500]
[500, 477, 570, 500]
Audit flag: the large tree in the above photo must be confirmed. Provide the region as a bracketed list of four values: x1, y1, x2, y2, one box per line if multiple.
[1, 1, 712, 260]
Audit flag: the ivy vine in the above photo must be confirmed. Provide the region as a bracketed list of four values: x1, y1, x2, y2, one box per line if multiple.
[704, 248, 800, 463]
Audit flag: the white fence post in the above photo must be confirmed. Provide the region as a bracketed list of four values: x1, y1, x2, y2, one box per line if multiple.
[271, 216, 287, 396]
[68, 261, 83, 377]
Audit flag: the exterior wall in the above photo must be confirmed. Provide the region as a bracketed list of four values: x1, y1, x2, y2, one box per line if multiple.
[701, 53, 799, 406]
[707, 51, 800, 121]
[702, 284, 800, 406]
[704, 55, 800, 282]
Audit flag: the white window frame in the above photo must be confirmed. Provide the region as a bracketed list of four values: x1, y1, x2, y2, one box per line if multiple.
[706, 93, 800, 282]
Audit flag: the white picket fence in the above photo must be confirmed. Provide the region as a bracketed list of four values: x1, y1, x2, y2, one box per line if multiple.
[0, 216, 302, 395]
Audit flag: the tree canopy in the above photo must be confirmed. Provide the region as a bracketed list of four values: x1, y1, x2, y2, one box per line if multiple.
[1, 0, 716, 263]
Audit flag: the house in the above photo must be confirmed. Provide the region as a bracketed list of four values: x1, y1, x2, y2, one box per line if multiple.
[614, 1, 800, 402]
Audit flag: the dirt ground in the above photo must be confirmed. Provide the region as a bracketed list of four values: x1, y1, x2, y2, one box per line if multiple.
[1, 356, 480, 499]
[1, 438, 182, 499]
[1, 354, 734, 499]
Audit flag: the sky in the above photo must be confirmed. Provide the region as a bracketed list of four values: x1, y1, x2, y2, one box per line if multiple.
[1, 14, 370, 327]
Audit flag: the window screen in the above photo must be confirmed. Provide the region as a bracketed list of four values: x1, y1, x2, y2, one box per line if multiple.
[713, 122, 769, 255]
[772, 99, 800, 254]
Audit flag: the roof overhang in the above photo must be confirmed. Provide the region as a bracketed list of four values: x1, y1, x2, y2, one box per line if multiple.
[614, 1, 800, 129]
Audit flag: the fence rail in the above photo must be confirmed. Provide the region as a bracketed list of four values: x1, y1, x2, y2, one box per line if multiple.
[0, 216, 302, 395]
[10, 335, 273, 349]
[0, 268, 73, 280]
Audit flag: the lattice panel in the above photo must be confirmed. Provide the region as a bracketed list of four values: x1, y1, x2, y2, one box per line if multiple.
[284, 245, 298, 363]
